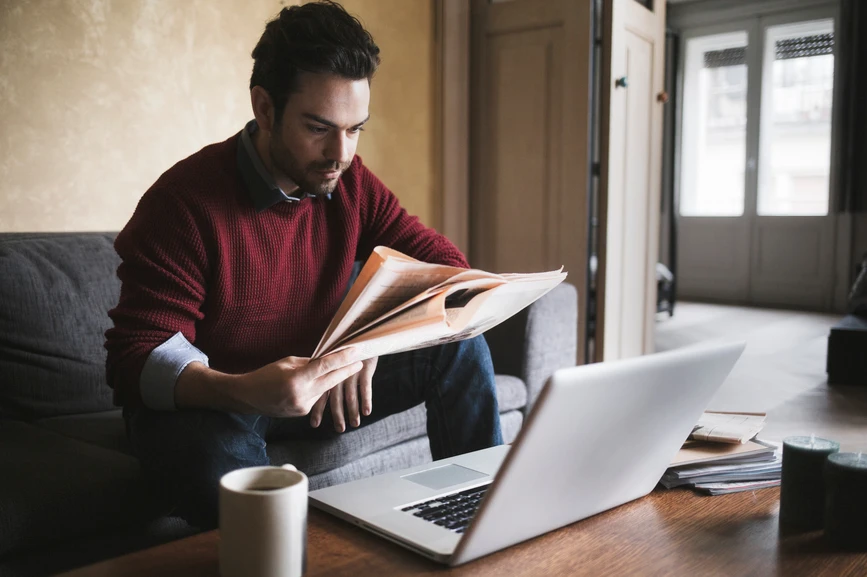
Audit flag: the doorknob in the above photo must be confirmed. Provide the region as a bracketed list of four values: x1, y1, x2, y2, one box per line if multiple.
[615, 76, 628, 88]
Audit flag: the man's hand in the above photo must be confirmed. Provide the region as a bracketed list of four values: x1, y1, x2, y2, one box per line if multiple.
[238, 349, 365, 418]
[309, 356, 378, 432]
[175, 348, 365, 417]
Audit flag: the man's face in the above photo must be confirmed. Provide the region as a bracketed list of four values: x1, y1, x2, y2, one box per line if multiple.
[268, 72, 370, 196]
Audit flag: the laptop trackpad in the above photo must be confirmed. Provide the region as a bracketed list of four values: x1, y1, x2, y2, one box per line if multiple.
[402, 464, 488, 491]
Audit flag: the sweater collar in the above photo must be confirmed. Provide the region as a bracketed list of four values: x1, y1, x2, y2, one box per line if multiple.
[237, 120, 331, 212]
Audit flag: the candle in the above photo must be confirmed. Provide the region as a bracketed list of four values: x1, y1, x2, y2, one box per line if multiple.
[779, 435, 840, 532]
[824, 452, 867, 550]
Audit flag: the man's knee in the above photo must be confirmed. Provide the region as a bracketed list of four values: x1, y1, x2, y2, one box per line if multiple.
[442, 336, 497, 389]
[442, 335, 494, 367]
[126, 408, 269, 528]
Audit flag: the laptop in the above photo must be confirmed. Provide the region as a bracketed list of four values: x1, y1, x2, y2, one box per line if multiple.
[309, 341, 746, 566]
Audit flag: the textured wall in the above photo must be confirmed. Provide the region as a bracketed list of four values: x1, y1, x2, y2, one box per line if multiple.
[0, 0, 436, 231]
[342, 0, 436, 227]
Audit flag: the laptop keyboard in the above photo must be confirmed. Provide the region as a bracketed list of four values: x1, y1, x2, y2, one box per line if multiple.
[400, 484, 490, 534]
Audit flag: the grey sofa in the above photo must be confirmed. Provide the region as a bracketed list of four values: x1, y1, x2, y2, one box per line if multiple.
[0, 232, 577, 577]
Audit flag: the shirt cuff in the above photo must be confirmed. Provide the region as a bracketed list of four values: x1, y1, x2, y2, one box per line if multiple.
[139, 332, 209, 411]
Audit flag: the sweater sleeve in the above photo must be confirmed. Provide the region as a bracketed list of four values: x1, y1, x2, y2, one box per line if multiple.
[354, 159, 469, 268]
[104, 187, 211, 408]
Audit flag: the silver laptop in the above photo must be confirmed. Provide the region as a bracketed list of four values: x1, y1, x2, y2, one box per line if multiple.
[309, 341, 745, 566]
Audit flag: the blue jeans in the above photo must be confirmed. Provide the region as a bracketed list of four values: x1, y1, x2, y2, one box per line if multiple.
[124, 336, 503, 529]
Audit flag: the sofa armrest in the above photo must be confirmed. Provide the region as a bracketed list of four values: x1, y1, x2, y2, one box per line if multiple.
[484, 282, 578, 413]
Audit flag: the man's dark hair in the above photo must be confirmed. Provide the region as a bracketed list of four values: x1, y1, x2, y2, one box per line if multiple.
[250, 1, 381, 124]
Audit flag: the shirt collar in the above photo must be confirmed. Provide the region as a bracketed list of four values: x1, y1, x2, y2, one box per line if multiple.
[237, 119, 331, 212]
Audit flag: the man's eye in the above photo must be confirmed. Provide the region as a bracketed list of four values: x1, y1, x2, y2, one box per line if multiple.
[308, 125, 328, 134]
[349, 126, 365, 134]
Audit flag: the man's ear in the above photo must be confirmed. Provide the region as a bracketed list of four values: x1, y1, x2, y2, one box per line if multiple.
[251, 86, 275, 133]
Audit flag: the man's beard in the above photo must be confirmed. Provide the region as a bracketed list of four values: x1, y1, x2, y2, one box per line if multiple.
[269, 138, 350, 197]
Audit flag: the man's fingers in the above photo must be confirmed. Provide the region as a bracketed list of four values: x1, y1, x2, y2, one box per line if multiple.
[360, 357, 377, 417]
[310, 390, 329, 428]
[344, 372, 360, 427]
[311, 361, 364, 396]
[304, 348, 359, 380]
[330, 381, 346, 433]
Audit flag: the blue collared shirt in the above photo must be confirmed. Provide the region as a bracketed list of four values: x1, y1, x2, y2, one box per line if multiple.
[237, 119, 331, 211]
[139, 121, 330, 410]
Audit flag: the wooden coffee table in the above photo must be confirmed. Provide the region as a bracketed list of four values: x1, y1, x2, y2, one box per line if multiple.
[59, 486, 866, 576]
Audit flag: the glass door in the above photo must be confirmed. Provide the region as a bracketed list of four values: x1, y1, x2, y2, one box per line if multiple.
[757, 19, 834, 217]
[681, 31, 749, 218]
[676, 6, 838, 309]
[749, 11, 837, 309]
[676, 22, 755, 303]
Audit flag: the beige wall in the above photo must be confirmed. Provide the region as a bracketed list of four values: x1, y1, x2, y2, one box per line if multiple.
[0, 0, 436, 232]
[341, 0, 436, 227]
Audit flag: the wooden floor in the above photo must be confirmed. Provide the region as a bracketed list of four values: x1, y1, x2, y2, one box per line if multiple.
[655, 302, 867, 451]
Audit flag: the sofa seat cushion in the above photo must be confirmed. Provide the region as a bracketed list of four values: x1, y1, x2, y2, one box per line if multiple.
[0, 233, 120, 420]
[35, 409, 131, 455]
[306, 409, 524, 490]
[0, 420, 161, 557]
[494, 375, 528, 413]
[267, 374, 526, 476]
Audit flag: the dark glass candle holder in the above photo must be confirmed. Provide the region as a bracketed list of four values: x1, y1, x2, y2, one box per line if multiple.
[779, 435, 840, 532]
[824, 452, 867, 550]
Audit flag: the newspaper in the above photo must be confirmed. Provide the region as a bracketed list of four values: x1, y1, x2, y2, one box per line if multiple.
[689, 411, 767, 444]
[312, 246, 567, 361]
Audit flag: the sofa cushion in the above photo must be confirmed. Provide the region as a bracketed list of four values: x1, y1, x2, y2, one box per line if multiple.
[306, 409, 524, 490]
[267, 374, 526, 476]
[0, 420, 162, 557]
[0, 233, 119, 419]
[495, 375, 528, 413]
[35, 409, 131, 455]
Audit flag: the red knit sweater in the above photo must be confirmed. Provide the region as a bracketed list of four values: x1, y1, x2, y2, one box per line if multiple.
[105, 133, 468, 408]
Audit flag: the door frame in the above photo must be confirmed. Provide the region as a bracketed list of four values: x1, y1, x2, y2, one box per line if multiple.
[436, 0, 471, 257]
[596, 0, 667, 361]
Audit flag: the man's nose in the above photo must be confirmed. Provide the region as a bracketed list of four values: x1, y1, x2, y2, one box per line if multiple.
[325, 133, 352, 165]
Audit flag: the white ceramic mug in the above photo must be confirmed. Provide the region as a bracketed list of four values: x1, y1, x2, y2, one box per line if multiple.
[219, 464, 308, 577]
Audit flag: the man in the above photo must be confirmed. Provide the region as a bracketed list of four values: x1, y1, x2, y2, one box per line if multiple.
[104, 0, 502, 529]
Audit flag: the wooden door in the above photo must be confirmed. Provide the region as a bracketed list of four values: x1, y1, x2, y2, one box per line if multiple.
[470, 0, 592, 363]
[597, 0, 667, 361]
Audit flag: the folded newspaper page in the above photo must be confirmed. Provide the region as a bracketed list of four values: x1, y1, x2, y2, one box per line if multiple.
[312, 246, 567, 361]
[689, 411, 767, 444]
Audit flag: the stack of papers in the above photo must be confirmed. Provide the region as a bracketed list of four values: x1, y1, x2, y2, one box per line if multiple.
[662, 439, 782, 495]
[670, 438, 775, 467]
[692, 479, 782, 496]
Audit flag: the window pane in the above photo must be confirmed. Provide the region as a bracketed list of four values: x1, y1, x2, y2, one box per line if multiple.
[757, 20, 834, 216]
[680, 32, 748, 217]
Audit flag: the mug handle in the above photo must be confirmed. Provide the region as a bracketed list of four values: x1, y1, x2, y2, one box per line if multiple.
[281, 464, 297, 472]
